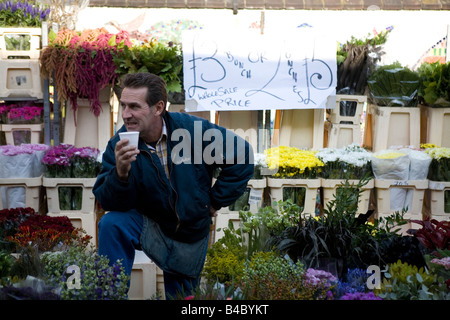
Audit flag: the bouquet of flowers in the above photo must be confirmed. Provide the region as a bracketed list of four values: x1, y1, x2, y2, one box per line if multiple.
[0, 144, 48, 209]
[39, 28, 132, 120]
[424, 146, 450, 182]
[41, 144, 101, 178]
[264, 146, 324, 179]
[5, 104, 43, 124]
[0, 0, 50, 27]
[315, 144, 373, 179]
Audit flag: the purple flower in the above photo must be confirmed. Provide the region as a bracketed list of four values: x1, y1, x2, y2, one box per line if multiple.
[340, 292, 383, 300]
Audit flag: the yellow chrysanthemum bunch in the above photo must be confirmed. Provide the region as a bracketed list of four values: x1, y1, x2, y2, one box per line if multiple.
[264, 146, 324, 178]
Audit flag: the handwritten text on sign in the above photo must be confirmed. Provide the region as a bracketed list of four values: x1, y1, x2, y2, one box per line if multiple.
[182, 30, 337, 111]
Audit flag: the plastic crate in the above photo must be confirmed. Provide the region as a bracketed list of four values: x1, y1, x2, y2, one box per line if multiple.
[374, 179, 428, 220]
[0, 176, 42, 211]
[217, 110, 259, 150]
[420, 106, 450, 148]
[47, 211, 97, 247]
[321, 178, 374, 214]
[64, 96, 112, 149]
[325, 121, 361, 148]
[277, 109, 325, 150]
[0, 59, 43, 100]
[267, 178, 321, 216]
[327, 94, 366, 124]
[370, 105, 421, 152]
[1, 123, 43, 145]
[129, 250, 158, 300]
[43, 177, 96, 214]
[0, 27, 41, 60]
[426, 181, 450, 221]
[214, 212, 241, 243]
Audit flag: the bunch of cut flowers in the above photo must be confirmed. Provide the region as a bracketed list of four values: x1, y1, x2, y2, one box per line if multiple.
[41, 144, 101, 178]
[0, 0, 50, 27]
[315, 144, 373, 179]
[264, 146, 324, 179]
[0, 207, 91, 253]
[3, 103, 43, 124]
[39, 27, 132, 120]
[423, 145, 450, 182]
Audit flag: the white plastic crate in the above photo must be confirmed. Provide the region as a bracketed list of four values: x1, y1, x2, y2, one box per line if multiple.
[0, 59, 43, 100]
[64, 97, 112, 149]
[1, 123, 43, 145]
[0, 27, 41, 60]
[0, 176, 42, 211]
[327, 94, 366, 124]
[267, 178, 321, 216]
[325, 121, 361, 148]
[426, 180, 450, 221]
[214, 211, 241, 243]
[277, 109, 325, 150]
[129, 250, 158, 300]
[321, 178, 374, 214]
[370, 105, 421, 152]
[47, 211, 97, 247]
[374, 179, 428, 220]
[42, 177, 96, 214]
[421, 106, 450, 148]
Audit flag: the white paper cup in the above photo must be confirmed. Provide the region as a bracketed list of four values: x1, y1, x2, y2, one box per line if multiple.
[119, 131, 139, 148]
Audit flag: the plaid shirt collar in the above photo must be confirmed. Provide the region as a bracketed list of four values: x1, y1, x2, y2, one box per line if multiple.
[147, 118, 167, 151]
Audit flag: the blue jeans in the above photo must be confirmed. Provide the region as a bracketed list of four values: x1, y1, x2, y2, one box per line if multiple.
[98, 209, 205, 299]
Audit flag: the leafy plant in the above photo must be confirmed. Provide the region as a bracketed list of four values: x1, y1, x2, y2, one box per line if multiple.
[417, 61, 450, 107]
[410, 218, 450, 252]
[112, 39, 183, 95]
[376, 260, 449, 300]
[41, 246, 129, 300]
[367, 61, 420, 107]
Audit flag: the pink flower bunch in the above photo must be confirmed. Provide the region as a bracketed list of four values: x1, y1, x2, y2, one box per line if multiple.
[0, 144, 48, 156]
[41, 144, 73, 166]
[431, 257, 450, 270]
[7, 105, 43, 121]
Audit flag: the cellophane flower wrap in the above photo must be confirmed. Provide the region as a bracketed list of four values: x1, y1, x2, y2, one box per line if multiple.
[0, 144, 48, 209]
[264, 146, 324, 179]
[315, 144, 373, 179]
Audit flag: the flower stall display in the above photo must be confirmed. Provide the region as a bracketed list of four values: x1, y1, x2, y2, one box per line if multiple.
[41, 144, 101, 212]
[0, 103, 44, 145]
[418, 61, 450, 108]
[367, 62, 420, 108]
[264, 146, 323, 215]
[0, 1, 49, 28]
[371, 148, 431, 217]
[111, 37, 183, 102]
[0, 144, 48, 210]
[39, 28, 132, 119]
[316, 144, 374, 214]
[424, 146, 450, 217]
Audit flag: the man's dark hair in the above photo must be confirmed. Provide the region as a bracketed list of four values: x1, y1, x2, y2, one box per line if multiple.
[122, 72, 168, 114]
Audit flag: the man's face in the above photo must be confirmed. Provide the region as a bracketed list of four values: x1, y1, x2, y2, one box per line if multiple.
[120, 87, 161, 143]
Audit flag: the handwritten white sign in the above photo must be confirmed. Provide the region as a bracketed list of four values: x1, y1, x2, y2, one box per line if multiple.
[182, 29, 337, 111]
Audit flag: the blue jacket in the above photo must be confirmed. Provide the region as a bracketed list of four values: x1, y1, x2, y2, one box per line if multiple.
[93, 111, 254, 243]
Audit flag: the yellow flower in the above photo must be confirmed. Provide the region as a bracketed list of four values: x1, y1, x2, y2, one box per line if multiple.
[425, 147, 450, 160]
[374, 151, 405, 159]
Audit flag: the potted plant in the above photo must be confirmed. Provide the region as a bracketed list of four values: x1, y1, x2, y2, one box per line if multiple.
[111, 38, 183, 103]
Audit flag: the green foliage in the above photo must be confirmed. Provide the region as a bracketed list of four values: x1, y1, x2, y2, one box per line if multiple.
[241, 251, 305, 300]
[0, 250, 14, 285]
[368, 61, 420, 107]
[377, 260, 450, 300]
[417, 61, 450, 107]
[41, 246, 129, 300]
[112, 40, 183, 94]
